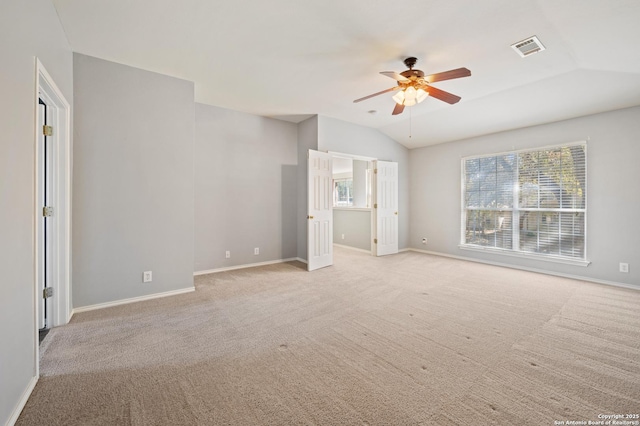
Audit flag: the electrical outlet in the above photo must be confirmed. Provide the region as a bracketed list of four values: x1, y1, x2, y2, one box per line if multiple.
[620, 263, 629, 273]
[422, 237, 428, 245]
[225, 251, 230, 259]
[254, 247, 259, 255]
[143, 271, 152, 283]
[341, 234, 345, 240]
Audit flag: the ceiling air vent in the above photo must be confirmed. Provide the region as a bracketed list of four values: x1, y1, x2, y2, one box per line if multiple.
[511, 36, 545, 58]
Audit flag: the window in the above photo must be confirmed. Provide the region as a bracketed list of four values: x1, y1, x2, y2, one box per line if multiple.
[332, 157, 373, 208]
[461, 143, 587, 262]
[333, 178, 353, 207]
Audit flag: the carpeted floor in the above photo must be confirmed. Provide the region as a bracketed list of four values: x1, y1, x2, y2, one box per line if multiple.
[17, 248, 640, 425]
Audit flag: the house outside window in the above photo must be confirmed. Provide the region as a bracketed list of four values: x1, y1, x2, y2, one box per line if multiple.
[461, 142, 587, 263]
[333, 179, 353, 207]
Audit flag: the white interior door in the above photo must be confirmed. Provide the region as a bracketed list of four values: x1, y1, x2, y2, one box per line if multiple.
[307, 150, 333, 271]
[374, 160, 398, 256]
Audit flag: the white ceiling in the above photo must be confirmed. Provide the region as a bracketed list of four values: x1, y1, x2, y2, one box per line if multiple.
[52, 0, 640, 148]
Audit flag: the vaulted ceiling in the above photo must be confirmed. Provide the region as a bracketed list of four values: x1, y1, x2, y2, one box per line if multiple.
[52, 0, 640, 148]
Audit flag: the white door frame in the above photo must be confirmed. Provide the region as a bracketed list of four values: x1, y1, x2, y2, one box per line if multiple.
[34, 59, 72, 374]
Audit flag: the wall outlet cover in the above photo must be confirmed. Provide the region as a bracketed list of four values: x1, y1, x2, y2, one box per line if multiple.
[143, 271, 152, 282]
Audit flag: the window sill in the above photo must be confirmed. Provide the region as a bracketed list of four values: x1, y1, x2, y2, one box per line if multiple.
[458, 244, 591, 267]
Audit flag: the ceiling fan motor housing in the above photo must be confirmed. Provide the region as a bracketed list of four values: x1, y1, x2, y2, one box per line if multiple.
[400, 69, 425, 80]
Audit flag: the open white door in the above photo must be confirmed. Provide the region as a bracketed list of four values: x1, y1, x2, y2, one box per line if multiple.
[374, 160, 398, 256]
[307, 150, 333, 271]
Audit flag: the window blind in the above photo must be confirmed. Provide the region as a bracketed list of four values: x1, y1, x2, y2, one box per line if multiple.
[462, 143, 586, 261]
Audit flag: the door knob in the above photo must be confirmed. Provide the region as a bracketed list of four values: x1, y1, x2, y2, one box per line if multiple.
[307, 215, 314, 219]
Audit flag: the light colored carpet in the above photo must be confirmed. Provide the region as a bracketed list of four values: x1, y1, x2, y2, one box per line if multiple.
[17, 248, 640, 425]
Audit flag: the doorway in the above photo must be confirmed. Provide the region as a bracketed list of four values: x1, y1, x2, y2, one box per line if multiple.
[331, 154, 375, 254]
[307, 149, 398, 271]
[34, 59, 72, 373]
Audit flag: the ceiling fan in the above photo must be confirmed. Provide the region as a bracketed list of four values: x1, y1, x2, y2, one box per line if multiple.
[353, 57, 471, 115]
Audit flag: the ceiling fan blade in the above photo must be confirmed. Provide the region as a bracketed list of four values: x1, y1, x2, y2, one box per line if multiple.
[380, 71, 410, 82]
[353, 87, 399, 103]
[392, 103, 405, 115]
[424, 67, 471, 83]
[425, 85, 462, 104]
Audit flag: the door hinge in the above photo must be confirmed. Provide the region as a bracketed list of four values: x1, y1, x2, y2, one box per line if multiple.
[374, 168, 378, 174]
[43, 125, 53, 136]
[374, 238, 378, 244]
[43, 206, 54, 217]
[43, 287, 53, 299]
[374, 203, 377, 209]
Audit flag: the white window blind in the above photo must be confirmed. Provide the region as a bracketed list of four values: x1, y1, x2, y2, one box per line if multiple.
[461, 143, 586, 261]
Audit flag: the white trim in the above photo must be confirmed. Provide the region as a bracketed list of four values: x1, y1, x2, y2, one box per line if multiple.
[458, 244, 591, 267]
[72, 287, 195, 314]
[6, 376, 38, 426]
[35, 59, 73, 328]
[296, 257, 308, 264]
[194, 257, 300, 276]
[333, 243, 371, 254]
[407, 248, 638, 291]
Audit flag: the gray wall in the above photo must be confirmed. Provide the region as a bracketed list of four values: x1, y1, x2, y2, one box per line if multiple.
[318, 116, 410, 250]
[73, 54, 195, 307]
[352, 159, 368, 208]
[334, 209, 372, 251]
[0, 1, 73, 423]
[297, 116, 319, 260]
[194, 103, 298, 271]
[410, 106, 640, 288]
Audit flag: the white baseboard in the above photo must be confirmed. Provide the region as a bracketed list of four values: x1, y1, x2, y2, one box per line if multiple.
[407, 248, 639, 291]
[6, 375, 37, 426]
[194, 257, 301, 276]
[72, 287, 195, 314]
[296, 257, 308, 265]
[333, 243, 372, 254]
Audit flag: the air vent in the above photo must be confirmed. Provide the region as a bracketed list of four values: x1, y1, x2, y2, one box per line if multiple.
[511, 36, 545, 57]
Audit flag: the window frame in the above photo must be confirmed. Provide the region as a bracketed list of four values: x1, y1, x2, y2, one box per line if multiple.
[459, 141, 590, 267]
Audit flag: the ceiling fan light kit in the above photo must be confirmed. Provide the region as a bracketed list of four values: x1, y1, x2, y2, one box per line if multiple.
[354, 56, 471, 115]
